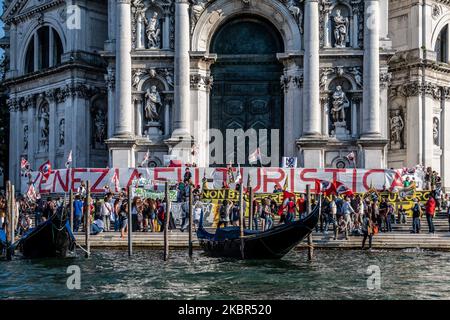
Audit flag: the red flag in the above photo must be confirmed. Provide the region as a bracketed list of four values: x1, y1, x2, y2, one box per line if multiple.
[314, 179, 336, 196]
[334, 181, 354, 197]
[21, 158, 30, 170]
[39, 160, 52, 182]
[278, 190, 295, 216]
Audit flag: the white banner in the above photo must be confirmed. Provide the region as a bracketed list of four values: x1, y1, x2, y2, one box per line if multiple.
[21, 167, 407, 195]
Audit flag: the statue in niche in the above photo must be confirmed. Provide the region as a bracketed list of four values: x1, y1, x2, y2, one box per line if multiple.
[350, 67, 363, 88]
[145, 85, 162, 122]
[390, 110, 404, 148]
[287, 0, 303, 33]
[192, 0, 208, 22]
[433, 117, 440, 145]
[165, 69, 174, 87]
[39, 107, 49, 151]
[24, 125, 28, 151]
[59, 119, 65, 146]
[94, 109, 107, 146]
[333, 9, 349, 48]
[146, 11, 161, 49]
[330, 86, 350, 124]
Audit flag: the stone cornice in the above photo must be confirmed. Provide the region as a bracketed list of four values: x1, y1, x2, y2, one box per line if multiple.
[3, 62, 106, 87]
[389, 81, 450, 100]
[2, 0, 66, 24]
[7, 83, 107, 111]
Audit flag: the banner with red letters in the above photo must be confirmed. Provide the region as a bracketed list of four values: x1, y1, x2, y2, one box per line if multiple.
[21, 167, 406, 195]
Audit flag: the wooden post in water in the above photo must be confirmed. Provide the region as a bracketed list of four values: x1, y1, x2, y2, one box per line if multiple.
[306, 184, 314, 261]
[248, 187, 254, 230]
[188, 187, 193, 258]
[69, 190, 74, 232]
[5, 181, 12, 260]
[239, 186, 245, 259]
[84, 181, 91, 257]
[164, 181, 170, 261]
[10, 184, 15, 246]
[128, 185, 133, 257]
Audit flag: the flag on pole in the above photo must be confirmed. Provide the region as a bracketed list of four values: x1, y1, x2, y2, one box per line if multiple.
[345, 152, 356, 168]
[39, 160, 52, 182]
[65, 150, 73, 169]
[235, 164, 242, 184]
[314, 179, 336, 196]
[21, 158, 30, 170]
[248, 148, 261, 164]
[141, 150, 150, 167]
[334, 181, 354, 197]
[26, 183, 38, 202]
[227, 162, 235, 184]
[283, 174, 289, 191]
[110, 170, 120, 191]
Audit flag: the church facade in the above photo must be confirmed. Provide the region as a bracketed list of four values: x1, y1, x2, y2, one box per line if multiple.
[2, 0, 450, 191]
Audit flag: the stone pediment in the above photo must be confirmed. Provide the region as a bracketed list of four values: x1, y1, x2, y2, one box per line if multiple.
[2, 0, 63, 23]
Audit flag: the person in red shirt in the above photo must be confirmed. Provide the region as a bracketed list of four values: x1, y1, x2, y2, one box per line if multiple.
[296, 194, 306, 219]
[286, 197, 296, 223]
[425, 195, 436, 234]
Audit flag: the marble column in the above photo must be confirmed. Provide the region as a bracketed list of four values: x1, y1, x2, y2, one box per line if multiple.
[114, 0, 133, 137]
[442, 96, 450, 192]
[352, 7, 359, 48]
[172, 0, 191, 138]
[134, 95, 143, 136]
[302, 0, 321, 137]
[163, 13, 171, 50]
[362, 0, 381, 138]
[27, 105, 36, 170]
[320, 96, 329, 137]
[323, 5, 332, 48]
[48, 98, 57, 166]
[164, 100, 171, 136]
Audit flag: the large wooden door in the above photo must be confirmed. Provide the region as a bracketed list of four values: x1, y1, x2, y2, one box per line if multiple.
[210, 16, 284, 166]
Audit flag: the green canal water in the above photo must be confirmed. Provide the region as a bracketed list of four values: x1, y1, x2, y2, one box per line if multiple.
[1, 249, 449, 300]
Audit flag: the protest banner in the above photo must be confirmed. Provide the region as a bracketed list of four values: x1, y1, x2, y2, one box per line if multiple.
[21, 167, 410, 195]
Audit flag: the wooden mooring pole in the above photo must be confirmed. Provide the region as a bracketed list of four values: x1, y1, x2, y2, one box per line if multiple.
[69, 190, 74, 232]
[239, 186, 245, 259]
[11, 184, 15, 246]
[306, 184, 314, 261]
[248, 187, 254, 230]
[188, 187, 193, 258]
[84, 181, 91, 257]
[128, 185, 133, 257]
[5, 181, 12, 260]
[164, 181, 170, 261]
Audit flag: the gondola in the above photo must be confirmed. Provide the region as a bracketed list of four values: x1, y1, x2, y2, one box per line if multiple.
[14, 206, 76, 259]
[196, 196, 321, 260]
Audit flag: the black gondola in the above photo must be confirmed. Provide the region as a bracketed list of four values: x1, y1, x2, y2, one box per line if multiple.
[14, 207, 76, 259]
[196, 196, 321, 259]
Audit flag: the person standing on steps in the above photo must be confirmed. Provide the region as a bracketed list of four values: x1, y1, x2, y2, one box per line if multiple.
[361, 211, 375, 250]
[425, 193, 436, 234]
[412, 198, 422, 234]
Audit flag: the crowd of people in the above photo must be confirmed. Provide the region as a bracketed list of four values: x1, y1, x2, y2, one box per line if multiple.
[1, 166, 450, 249]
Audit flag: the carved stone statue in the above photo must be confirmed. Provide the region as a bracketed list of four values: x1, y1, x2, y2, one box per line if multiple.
[433, 117, 440, 145]
[24, 125, 28, 151]
[192, 0, 207, 21]
[39, 107, 49, 151]
[146, 11, 161, 49]
[330, 86, 349, 124]
[133, 69, 144, 89]
[165, 69, 174, 87]
[287, 0, 303, 33]
[94, 110, 106, 144]
[390, 110, 404, 148]
[351, 67, 363, 88]
[59, 119, 65, 146]
[333, 9, 349, 48]
[145, 85, 162, 122]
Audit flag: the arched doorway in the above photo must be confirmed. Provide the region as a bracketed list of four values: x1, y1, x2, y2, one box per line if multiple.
[210, 15, 284, 166]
